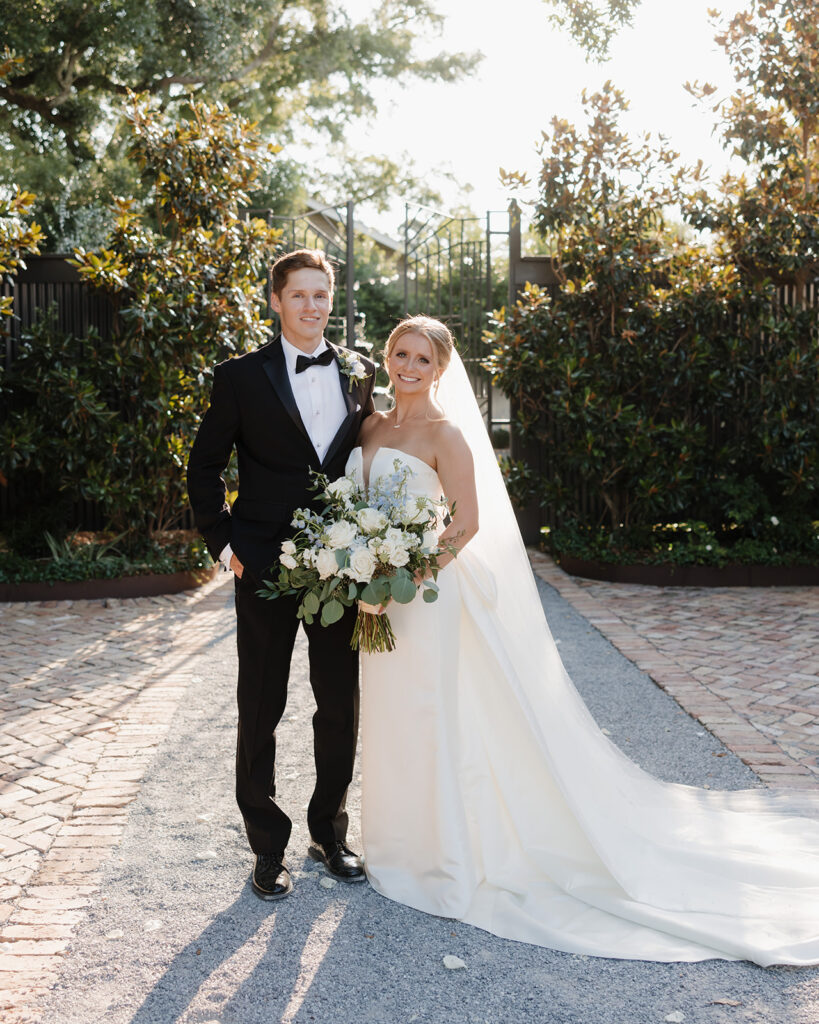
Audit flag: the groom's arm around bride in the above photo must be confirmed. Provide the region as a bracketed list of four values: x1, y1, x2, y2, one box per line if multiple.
[187, 248, 375, 899]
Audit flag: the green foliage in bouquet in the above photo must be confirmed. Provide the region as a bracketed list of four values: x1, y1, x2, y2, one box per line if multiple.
[259, 465, 450, 652]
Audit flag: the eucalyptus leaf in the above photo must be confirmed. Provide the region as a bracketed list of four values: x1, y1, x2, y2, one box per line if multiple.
[359, 582, 382, 606]
[389, 574, 417, 604]
[321, 598, 344, 626]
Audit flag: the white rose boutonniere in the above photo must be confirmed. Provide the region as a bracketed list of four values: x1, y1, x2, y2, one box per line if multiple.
[336, 349, 371, 393]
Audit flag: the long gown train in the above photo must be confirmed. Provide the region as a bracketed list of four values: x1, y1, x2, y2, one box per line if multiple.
[347, 444, 819, 967]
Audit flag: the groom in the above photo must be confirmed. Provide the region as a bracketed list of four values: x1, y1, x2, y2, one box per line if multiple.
[187, 248, 375, 899]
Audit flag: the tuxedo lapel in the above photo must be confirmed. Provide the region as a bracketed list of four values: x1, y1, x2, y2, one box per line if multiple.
[262, 336, 312, 447]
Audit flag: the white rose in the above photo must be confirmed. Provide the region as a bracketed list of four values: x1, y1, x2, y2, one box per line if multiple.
[375, 539, 395, 563]
[280, 553, 298, 570]
[421, 530, 439, 553]
[356, 507, 388, 534]
[281, 540, 297, 556]
[315, 547, 338, 580]
[770, 515, 780, 526]
[387, 546, 410, 568]
[326, 477, 355, 499]
[348, 546, 377, 583]
[325, 519, 358, 550]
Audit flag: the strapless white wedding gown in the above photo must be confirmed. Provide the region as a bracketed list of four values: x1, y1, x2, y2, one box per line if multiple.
[345, 446, 819, 966]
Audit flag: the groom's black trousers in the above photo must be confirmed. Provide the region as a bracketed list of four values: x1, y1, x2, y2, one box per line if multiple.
[233, 572, 360, 855]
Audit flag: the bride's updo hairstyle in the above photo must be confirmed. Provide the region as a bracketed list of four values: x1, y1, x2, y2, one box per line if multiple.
[385, 315, 454, 380]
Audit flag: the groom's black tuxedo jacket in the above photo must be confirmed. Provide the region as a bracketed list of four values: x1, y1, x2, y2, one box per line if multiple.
[187, 335, 376, 581]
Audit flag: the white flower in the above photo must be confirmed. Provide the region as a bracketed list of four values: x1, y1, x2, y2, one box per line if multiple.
[378, 535, 410, 567]
[326, 476, 355, 500]
[280, 553, 298, 569]
[315, 547, 338, 580]
[348, 546, 377, 583]
[356, 506, 388, 534]
[705, 544, 712, 551]
[421, 529, 439, 553]
[336, 350, 371, 392]
[387, 546, 410, 568]
[396, 497, 429, 525]
[325, 519, 358, 550]
[281, 540, 297, 556]
[770, 515, 780, 526]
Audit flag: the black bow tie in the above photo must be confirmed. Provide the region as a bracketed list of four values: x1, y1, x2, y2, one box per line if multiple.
[295, 348, 335, 374]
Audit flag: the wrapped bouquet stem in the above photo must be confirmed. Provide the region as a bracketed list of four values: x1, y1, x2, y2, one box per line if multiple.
[352, 600, 397, 653]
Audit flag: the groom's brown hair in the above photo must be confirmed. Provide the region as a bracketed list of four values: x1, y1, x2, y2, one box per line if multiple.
[270, 248, 335, 297]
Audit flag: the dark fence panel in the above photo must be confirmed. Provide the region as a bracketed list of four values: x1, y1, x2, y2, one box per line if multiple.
[1, 254, 116, 370]
[2, 257, 121, 533]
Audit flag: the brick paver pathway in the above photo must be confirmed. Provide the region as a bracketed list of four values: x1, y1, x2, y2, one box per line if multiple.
[0, 575, 235, 1023]
[2, 561, 818, 1020]
[531, 552, 819, 789]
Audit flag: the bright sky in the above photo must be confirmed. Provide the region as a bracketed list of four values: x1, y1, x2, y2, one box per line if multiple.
[341, 0, 748, 238]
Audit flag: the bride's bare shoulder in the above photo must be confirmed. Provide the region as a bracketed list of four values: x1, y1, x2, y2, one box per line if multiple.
[359, 411, 388, 440]
[432, 418, 472, 460]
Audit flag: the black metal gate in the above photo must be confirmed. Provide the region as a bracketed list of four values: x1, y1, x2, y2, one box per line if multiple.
[251, 202, 357, 349]
[400, 202, 509, 430]
[253, 200, 510, 432]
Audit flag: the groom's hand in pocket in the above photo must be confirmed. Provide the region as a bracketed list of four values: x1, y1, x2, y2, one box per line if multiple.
[230, 554, 244, 578]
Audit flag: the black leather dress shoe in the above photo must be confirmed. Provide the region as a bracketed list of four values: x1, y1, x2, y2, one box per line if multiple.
[251, 852, 293, 900]
[308, 839, 366, 882]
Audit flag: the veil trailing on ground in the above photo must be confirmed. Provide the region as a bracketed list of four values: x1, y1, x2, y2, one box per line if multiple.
[432, 346, 819, 966]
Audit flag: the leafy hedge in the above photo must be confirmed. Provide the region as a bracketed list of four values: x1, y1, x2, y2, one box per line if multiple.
[487, 266, 819, 565]
[0, 531, 211, 584]
[488, 80, 819, 567]
[0, 98, 281, 569]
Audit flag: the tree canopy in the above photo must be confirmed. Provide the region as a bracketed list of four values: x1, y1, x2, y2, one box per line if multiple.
[0, 1, 479, 243]
[542, 0, 642, 61]
[684, 0, 819, 292]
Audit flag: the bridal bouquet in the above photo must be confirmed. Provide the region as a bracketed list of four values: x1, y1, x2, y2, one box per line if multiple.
[258, 460, 451, 653]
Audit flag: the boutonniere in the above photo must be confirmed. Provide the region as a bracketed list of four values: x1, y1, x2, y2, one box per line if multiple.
[336, 349, 371, 393]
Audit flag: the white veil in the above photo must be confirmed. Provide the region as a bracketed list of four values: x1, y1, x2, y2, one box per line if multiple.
[432, 346, 819, 965]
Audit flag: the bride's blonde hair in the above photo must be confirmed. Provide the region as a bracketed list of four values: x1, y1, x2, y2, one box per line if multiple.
[384, 316, 454, 379]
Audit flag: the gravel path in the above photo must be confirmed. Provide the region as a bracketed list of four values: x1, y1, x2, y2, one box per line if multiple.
[36, 579, 819, 1024]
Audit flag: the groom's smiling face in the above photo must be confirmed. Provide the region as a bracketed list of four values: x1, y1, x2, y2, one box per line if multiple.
[271, 267, 333, 352]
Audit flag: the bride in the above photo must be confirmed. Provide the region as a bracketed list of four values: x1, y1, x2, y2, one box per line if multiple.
[344, 315, 819, 967]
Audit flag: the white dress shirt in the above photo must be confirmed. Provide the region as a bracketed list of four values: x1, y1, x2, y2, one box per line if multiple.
[219, 335, 347, 570]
